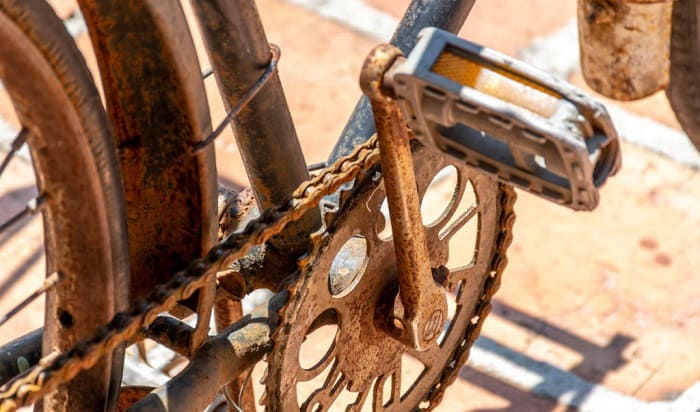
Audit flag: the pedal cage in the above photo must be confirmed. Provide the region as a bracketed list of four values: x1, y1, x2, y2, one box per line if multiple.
[389, 28, 621, 211]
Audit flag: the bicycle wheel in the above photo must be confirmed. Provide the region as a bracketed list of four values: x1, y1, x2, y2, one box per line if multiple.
[666, 0, 700, 150]
[0, 0, 128, 410]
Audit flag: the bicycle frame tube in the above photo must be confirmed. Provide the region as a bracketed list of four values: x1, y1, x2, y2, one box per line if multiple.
[130, 293, 285, 411]
[191, 0, 321, 257]
[329, 0, 478, 162]
[188, 2, 321, 409]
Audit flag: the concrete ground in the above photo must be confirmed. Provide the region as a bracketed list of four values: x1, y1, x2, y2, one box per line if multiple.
[1, 0, 699, 411]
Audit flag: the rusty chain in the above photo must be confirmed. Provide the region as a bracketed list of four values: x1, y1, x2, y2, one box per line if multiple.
[0, 136, 380, 411]
[0, 131, 516, 411]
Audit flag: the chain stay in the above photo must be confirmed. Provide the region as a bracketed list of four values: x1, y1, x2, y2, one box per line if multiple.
[0, 137, 380, 411]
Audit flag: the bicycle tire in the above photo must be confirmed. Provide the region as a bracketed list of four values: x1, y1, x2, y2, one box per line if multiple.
[666, 0, 700, 150]
[0, 0, 129, 410]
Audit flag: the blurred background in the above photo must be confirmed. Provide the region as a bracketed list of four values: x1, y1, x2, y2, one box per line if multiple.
[1, 0, 699, 410]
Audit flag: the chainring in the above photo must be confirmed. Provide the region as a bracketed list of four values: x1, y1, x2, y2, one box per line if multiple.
[265, 140, 515, 411]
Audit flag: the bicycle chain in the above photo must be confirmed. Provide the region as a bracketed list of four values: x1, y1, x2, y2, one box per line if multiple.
[0, 133, 516, 411]
[0, 136, 381, 411]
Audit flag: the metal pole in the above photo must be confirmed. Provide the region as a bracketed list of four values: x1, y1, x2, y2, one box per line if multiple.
[191, 0, 321, 255]
[129, 294, 284, 411]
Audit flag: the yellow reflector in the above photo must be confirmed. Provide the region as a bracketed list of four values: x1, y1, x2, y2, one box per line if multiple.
[432, 50, 562, 118]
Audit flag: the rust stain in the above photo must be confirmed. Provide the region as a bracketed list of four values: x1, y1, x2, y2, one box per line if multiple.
[654, 252, 673, 267]
[639, 237, 659, 250]
[117, 386, 155, 411]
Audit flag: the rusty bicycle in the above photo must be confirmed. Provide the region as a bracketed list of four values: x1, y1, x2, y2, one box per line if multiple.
[0, 0, 691, 410]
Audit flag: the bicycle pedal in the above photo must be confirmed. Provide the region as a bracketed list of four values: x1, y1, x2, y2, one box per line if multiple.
[387, 28, 621, 211]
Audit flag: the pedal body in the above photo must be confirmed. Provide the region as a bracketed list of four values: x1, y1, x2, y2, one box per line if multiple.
[389, 28, 621, 211]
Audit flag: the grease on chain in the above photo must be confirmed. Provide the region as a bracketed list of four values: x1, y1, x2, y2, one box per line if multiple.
[0, 137, 381, 411]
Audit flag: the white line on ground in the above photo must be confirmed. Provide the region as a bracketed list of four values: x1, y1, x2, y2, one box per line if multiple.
[284, 0, 395, 41]
[471, 336, 698, 412]
[518, 20, 580, 80]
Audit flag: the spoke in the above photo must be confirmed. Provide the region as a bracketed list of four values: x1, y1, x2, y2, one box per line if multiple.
[438, 202, 479, 241]
[0, 195, 46, 235]
[202, 67, 213, 79]
[0, 128, 29, 179]
[0, 272, 62, 327]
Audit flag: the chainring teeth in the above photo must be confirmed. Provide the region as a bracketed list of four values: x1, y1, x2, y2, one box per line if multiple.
[419, 182, 517, 409]
[266, 143, 516, 411]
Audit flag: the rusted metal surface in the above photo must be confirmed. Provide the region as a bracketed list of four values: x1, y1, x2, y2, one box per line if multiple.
[77, 0, 218, 392]
[266, 137, 513, 410]
[0, 1, 130, 410]
[213, 186, 257, 411]
[190, 0, 320, 257]
[214, 297, 256, 412]
[331, 0, 478, 162]
[117, 386, 155, 411]
[129, 294, 284, 412]
[191, 45, 282, 154]
[578, 0, 673, 100]
[77, 0, 218, 302]
[146, 317, 194, 358]
[360, 45, 447, 351]
[217, 186, 298, 293]
[190, 281, 215, 355]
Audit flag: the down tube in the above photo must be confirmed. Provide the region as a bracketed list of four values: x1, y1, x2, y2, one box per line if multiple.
[329, 0, 478, 162]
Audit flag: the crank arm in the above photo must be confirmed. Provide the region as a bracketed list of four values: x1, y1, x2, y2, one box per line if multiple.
[386, 28, 621, 211]
[361, 45, 447, 352]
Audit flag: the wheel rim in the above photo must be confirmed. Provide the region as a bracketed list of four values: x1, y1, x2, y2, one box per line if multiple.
[0, 1, 128, 409]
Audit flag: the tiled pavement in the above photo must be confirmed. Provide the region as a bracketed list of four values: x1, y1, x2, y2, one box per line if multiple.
[1, 1, 699, 411]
